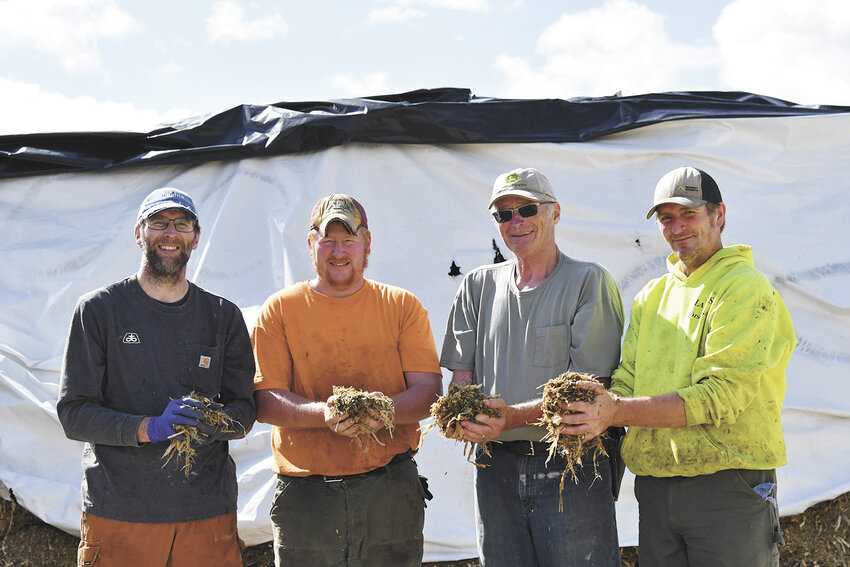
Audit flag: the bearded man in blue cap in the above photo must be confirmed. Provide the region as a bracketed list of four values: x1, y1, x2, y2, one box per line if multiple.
[58, 187, 256, 567]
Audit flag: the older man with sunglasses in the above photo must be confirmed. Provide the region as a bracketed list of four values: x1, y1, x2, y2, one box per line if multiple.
[440, 168, 625, 566]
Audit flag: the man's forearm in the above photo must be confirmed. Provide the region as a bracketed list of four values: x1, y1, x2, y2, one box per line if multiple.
[504, 399, 543, 430]
[449, 370, 473, 388]
[613, 391, 687, 428]
[392, 372, 442, 424]
[255, 388, 328, 428]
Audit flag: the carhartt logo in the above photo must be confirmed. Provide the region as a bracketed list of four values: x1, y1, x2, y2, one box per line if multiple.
[122, 333, 140, 344]
[199, 355, 211, 369]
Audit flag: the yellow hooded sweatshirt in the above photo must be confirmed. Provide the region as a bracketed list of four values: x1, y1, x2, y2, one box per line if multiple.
[611, 245, 796, 477]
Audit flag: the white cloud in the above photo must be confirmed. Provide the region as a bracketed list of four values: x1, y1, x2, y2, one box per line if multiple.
[494, 0, 717, 99]
[369, 6, 426, 23]
[330, 73, 390, 98]
[369, 0, 488, 22]
[417, 0, 489, 10]
[206, 0, 288, 43]
[714, 0, 850, 105]
[0, 0, 136, 73]
[495, 0, 850, 104]
[148, 62, 185, 81]
[0, 75, 194, 135]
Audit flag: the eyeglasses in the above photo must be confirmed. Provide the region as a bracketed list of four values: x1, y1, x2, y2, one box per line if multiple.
[145, 217, 196, 233]
[491, 201, 555, 224]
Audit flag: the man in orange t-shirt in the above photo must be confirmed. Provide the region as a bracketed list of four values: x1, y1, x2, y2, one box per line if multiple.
[252, 193, 442, 566]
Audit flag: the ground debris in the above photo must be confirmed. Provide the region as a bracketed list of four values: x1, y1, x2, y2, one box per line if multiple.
[328, 385, 395, 453]
[161, 392, 236, 477]
[421, 384, 501, 465]
[2, 491, 849, 565]
[539, 371, 608, 510]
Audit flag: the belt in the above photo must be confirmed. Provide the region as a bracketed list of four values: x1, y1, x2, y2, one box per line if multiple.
[313, 450, 413, 483]
[492, 440, 550, 456]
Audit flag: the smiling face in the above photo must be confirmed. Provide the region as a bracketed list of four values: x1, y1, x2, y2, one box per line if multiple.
[656, 202, 725, 275]
[135, 208, 199, 281]
[309, 221, 371, 297]
[492, 195, 560, 261]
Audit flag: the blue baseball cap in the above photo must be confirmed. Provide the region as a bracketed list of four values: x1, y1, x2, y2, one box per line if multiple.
[137, 188, 198, 221]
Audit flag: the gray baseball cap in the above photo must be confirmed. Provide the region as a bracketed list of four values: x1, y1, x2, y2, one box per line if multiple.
[647, 166, 722, 219]
[489, 168, 557, 208]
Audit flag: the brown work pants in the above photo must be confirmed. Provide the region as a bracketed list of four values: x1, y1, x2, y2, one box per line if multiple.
[77, 511, 243, 566]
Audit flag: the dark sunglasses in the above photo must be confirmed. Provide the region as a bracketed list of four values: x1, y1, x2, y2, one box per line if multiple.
[491, 201, 555, 224]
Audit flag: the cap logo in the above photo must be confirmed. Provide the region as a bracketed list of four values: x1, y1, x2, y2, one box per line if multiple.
[679, 184, 700, 193]
[321, 197, 360, 224]
[505, 173, 519, 184]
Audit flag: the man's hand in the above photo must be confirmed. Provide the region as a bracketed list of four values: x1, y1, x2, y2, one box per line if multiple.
[323, 395, 386, 438]
[146, 397, 205, 444]
[459, 398, 507, 444]
[192, 400, 224, 447]
[557, 380, 619, 440]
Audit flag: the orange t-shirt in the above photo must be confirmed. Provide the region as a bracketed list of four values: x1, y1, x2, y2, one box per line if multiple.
[252, 279, 441, 476]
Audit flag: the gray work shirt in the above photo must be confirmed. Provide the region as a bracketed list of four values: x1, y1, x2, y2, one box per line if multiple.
[440, 252, 624, 441]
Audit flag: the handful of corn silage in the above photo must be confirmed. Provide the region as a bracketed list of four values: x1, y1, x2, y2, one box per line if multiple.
[540, 372, 609, 510]
[421, 384, 501, 465]
[328, 385, 395, 453]
[161, 391, 236, 477]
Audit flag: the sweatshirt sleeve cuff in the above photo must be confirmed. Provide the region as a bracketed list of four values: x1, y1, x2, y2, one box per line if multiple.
[677, 388, 706, 426]
[122, 415, 144, 447]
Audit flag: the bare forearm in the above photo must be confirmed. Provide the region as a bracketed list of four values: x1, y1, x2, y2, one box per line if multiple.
[504, 399, 543, 430]
[255, 388, 328, 428]
[613, 391, 687, 428]
[392, 373, 442, 424]
[137, 417, 151, 442]
[449, 370, 473, 388]
[560, 383, 687, 438]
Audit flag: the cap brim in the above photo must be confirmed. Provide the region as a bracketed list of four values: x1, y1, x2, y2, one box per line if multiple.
[140, 204, 197, 220]
[316, 214, 358, 235]
[646, 197, 707, 219]
[488, 190, 546, 209]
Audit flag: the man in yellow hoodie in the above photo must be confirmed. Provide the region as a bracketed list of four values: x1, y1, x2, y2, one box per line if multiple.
[561, 166, 796, 567]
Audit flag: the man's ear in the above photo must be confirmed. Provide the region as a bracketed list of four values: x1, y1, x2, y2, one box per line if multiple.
[714, 202, 727, 227]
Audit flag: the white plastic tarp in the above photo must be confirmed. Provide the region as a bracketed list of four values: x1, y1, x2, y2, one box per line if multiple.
[1, 112, 849, 562]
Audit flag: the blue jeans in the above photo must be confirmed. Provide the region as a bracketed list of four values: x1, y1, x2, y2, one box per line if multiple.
[474, 441, 619, 567]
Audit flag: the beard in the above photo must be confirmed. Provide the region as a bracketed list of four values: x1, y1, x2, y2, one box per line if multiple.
[142, 241, 191, 283]
[311, 255, 369, 290]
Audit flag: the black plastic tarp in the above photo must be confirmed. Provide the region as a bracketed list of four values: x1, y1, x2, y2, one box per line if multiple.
[1, 88, 848, 179]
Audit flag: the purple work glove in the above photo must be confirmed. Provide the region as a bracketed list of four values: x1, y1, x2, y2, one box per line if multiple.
[191, 400, 225, 447]
[146, 397, 205, 443]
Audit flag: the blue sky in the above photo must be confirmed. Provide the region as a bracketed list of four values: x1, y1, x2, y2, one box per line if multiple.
[0, 0, 847, 134]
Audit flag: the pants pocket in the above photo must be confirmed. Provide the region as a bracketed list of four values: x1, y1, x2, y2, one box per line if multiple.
[78, 541, 100, 566]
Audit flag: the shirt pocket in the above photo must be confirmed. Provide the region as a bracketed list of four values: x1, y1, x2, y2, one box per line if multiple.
[178, 341, 223, 396]
[533, 325, 569, 368]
